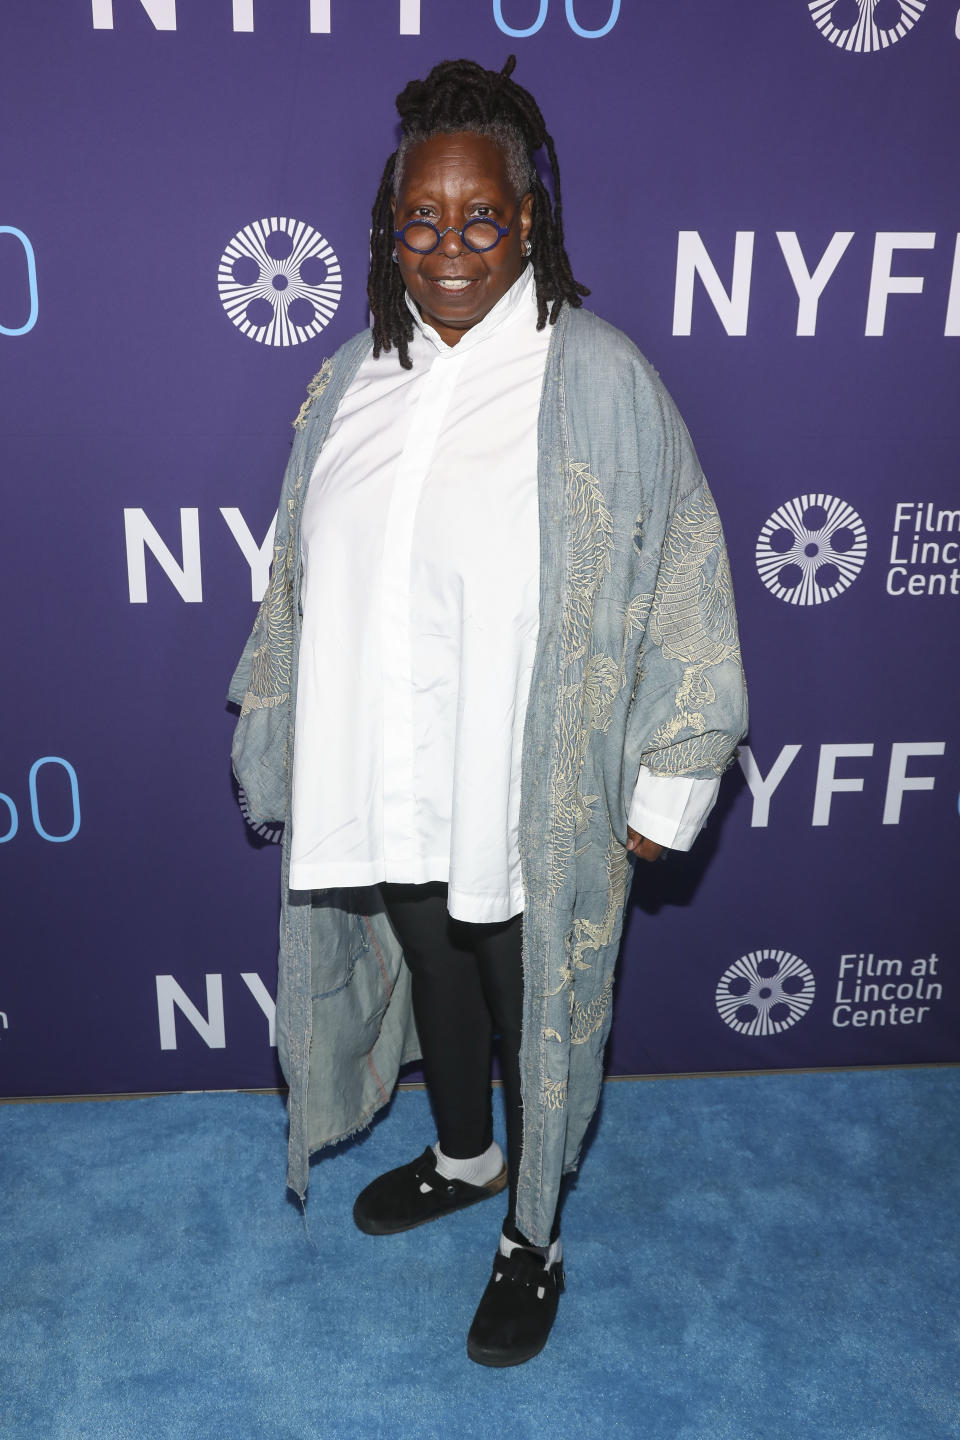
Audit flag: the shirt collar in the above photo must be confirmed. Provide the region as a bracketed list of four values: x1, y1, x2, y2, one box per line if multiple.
[404, 263, 537, 356]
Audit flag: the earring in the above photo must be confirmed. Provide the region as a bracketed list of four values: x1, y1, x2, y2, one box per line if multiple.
[391, 250, 398, 263]
[522, 240, 532, 257]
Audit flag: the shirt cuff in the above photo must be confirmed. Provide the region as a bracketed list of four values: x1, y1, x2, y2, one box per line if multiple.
[627, 767, 721, 851]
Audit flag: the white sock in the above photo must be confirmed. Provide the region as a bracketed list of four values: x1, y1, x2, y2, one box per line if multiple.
[499, 1231, 563, 1269]
[431, 1139, 504, 1189]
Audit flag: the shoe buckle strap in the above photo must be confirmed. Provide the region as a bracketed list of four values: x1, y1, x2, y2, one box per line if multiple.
[494, 1249, 563, 1295]
[415, 1158, 460, 1198]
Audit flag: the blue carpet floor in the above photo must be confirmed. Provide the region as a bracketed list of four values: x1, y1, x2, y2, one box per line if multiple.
[1, 1069, 958, 1440]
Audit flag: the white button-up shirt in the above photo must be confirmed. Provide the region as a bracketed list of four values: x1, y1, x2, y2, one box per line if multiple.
[289, 268, 718, 920]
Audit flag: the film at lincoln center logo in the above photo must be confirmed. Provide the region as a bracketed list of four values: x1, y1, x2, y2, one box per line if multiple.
[218, 218, 342, 346]
[756, 493, 867, 605]
[716, 950, 816, 1036]
[807, 0, 928, 52]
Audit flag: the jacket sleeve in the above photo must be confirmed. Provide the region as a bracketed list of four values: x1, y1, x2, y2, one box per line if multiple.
[623, 467, 748, 794]
[226, 466, 300, 824]
[225, 432, 312, 825]
[225, 356, 341, 824]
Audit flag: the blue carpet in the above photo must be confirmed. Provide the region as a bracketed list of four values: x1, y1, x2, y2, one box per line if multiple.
[1, 1070, 958, 1439]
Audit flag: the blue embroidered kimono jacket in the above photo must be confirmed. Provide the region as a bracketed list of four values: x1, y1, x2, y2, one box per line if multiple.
[228, 304, 748, 1244]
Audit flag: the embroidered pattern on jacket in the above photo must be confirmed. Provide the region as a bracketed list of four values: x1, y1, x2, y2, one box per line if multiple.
[570, 974, 614, 1047]
[292, 358, 334, 432]
[240, 473, 303, 718]
[570, 838, 631, 1046]
[542, 838, 630, 1117]
[641, 484, 743, 776]
[239, 361, 337, 719]
[581, 590, 655, 738]
[574, 533, 654, 838]
[550, 461, 614, 894]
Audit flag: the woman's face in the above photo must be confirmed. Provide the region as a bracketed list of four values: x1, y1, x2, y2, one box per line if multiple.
[392, 131, 533, 347]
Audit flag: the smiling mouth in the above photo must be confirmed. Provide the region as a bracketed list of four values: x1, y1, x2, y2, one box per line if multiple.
[430, 278, 475, 291]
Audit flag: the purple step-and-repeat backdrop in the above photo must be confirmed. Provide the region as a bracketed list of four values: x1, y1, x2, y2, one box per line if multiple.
[2, 1, 958, 1098]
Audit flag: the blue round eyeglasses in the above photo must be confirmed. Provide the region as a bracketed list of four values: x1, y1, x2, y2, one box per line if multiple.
[393, 211, 516, 255]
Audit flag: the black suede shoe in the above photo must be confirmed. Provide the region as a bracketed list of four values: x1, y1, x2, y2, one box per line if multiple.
[466, 1244, 565, 1367]
[352, 1146, 507, 1236]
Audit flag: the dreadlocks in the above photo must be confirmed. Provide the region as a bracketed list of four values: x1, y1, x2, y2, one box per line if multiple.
[368, 55, 589, 369]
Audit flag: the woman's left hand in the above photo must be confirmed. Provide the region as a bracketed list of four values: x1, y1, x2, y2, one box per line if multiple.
[626, 826, 663, 862]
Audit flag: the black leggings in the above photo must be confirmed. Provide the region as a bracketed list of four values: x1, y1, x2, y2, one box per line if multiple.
[379, 880, 527, 1231]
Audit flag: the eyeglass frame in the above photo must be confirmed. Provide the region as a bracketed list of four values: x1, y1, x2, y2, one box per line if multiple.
[392, 207, 520, 255]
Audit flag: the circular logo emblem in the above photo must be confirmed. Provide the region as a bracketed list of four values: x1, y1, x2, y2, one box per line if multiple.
[756, 494, 867, 605]
[806, 0, 928, 53]
[716, 950, 815, 1036]
[218, 218, 342, 346]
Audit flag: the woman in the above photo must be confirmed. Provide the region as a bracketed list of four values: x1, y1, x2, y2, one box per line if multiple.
[229, 56, 747, 1367]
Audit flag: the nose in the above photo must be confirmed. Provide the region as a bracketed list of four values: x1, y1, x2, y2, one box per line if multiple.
[437, 225, 465, 256]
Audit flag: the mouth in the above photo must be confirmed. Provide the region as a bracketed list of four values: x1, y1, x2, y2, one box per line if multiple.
[429, 277, 477, 291]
